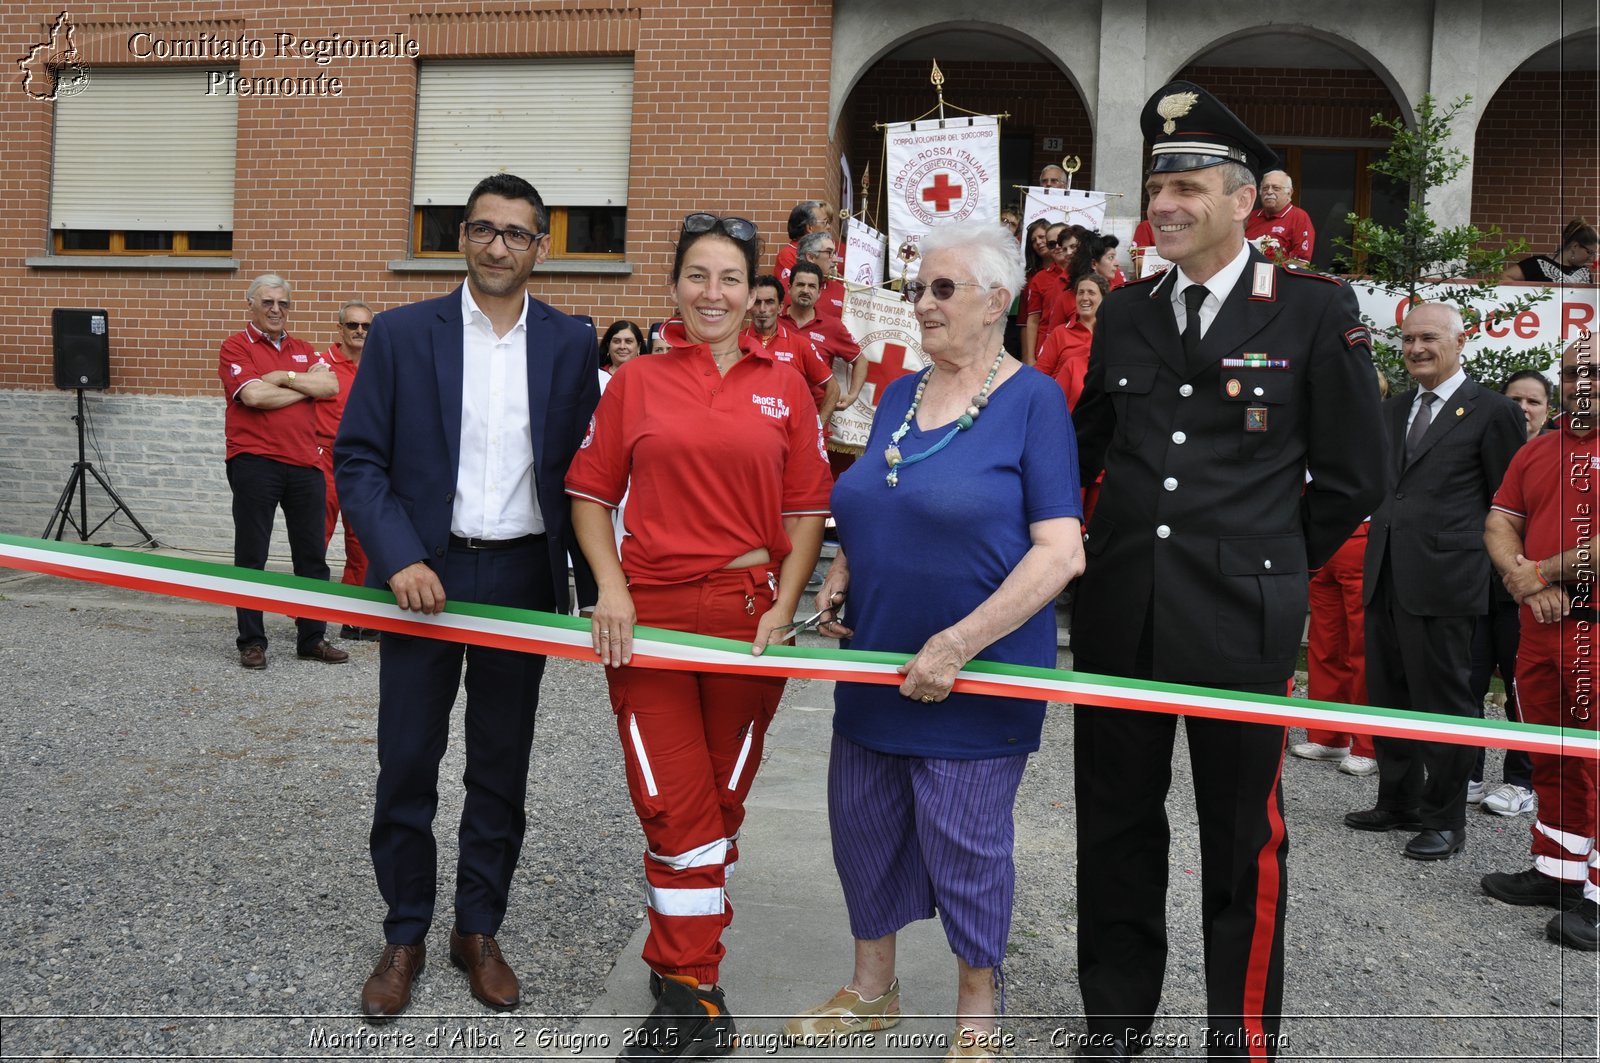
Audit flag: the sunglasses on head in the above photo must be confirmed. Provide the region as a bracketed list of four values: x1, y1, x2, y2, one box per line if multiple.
[902, 278, 994, 303]
[683, 212, 757, 243]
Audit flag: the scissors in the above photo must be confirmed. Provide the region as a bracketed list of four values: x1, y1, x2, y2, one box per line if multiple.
[770, 601, 844, 639]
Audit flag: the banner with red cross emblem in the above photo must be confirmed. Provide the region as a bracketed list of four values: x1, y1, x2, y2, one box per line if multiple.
[885, 116, 1001, 259]
[828, 287, 926, 454]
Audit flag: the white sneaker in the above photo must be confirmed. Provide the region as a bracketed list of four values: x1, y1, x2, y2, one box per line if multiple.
[1338, 754, 1378, 776]
[1290, 741, 1350, 761]
[1482, 783, 1537, 816]
[1467, 779, 1488, 805]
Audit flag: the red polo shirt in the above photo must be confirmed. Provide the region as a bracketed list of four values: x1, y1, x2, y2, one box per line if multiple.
[1491, 416, 1600, 648]
[1022, 264, 1065, 322]
[314, 342, 361, 445]
[1132, 220, 1155, 247]
[1246, 204, 1316, 262]
[219, 323, 323, 467]
[741, 321, 832, 411]
[776, 241, 799, 288]
[779, 309, 861, 366]
[1034, 316, 1095, 410]
[566, 321, 833, 586]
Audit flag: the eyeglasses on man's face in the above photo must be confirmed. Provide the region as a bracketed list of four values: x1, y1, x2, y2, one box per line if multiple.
[256, 298, 290, 309]
[342, 321, 371, 332]
[463, 220, 544, 252]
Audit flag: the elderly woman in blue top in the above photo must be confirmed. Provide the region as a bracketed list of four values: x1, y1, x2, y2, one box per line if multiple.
[785, 219, 1086, 1062]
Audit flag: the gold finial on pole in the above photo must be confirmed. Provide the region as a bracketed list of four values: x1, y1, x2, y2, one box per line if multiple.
[859, 162, 872, 218]
[931, 60, 946, 123]
[1062, 155, 1082, 192]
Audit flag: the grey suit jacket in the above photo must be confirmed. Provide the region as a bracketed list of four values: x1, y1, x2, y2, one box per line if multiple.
[1361, 378, 1526, 617]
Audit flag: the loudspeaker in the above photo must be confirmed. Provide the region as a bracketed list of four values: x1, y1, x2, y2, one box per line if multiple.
[53, 308, 110, 390]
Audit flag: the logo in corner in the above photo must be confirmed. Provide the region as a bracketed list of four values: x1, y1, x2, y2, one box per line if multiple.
[18, 11, 91, 102]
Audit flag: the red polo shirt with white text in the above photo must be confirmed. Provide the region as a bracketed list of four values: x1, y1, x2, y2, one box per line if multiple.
[566, 321, 833, 585]
[218, 323, 323, 467]
[741, 322, 833, 411]
[779, 309, 860, 366]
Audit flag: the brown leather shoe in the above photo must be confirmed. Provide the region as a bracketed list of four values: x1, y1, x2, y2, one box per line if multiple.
[360, 942, 425, 1023]
[297, 639, 350, 663]
[449, 927, 519, 1010]
[239, 645, 266, 669]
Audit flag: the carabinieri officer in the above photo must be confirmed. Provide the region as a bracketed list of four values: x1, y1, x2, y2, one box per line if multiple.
[1069, 82, 1386, 1060]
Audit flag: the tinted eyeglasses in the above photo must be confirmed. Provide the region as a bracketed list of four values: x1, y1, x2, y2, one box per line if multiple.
[256, 298, 290, 309]
[342, 321, 371, 332]
[902, 278, 996, 304]
[683, 212, 757, 243]
[463, 220, 544, 252]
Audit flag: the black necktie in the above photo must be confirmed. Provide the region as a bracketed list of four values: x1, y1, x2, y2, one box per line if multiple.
[1405, 391, 1438, 463]
[1182, 285, 1209, 359]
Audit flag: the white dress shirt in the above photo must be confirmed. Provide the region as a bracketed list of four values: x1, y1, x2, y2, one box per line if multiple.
[1171, 240, 1253, 340]
[1404, 365, 1467, 434]
[452, 285, 543, 539]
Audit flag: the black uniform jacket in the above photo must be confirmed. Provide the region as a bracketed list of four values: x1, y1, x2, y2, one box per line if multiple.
[1072, 248, 1387, 686]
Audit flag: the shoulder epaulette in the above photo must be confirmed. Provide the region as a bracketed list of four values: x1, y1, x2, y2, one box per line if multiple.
[1278, 263, 1345, 286]
[1121, 268, 1167, 289]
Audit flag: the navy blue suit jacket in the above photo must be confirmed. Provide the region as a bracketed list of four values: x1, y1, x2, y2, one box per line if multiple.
[334, 285, 600, 614]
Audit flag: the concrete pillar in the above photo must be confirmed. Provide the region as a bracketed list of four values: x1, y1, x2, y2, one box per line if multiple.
[1093, 0, 1149, 227]
[1424, 0, 1484, 229]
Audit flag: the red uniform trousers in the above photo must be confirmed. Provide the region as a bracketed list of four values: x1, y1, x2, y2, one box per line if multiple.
[319, 441, 367, 588]
[1516, 620, 1598, 897]
[1305, 524, 1374, 757]
[607, 564, 785, 985]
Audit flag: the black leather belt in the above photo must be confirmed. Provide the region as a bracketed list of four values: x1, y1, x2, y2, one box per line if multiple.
[449, 533, 543, 551]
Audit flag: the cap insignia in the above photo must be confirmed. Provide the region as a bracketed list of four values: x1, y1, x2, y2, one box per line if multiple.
[1156, 91, 1199, 135]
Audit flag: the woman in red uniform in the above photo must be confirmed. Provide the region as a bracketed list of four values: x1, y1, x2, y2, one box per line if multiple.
[567, 213, 833, 1062]
[1034, 271, 1108, 522]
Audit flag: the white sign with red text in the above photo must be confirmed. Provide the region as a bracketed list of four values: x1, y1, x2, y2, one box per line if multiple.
[1351, 282, 1597, 365]
[842, 218, 886, 289]
[1021, 186, 1108, 233]
[886, 116, 1001, 258]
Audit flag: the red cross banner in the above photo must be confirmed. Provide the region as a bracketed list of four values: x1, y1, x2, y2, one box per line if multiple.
[885, 116, 1001, 257]
[828, 287, 926, 454]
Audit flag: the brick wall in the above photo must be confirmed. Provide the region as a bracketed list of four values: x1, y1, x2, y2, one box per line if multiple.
[1178, 66, 1405, 142]
[1, 0, 836, 550]
[1471, 70, 1599, 254]
[1, 0, 836, 398]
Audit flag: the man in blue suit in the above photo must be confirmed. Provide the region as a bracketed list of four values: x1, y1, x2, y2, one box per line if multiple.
[335, 173, 600, 1021]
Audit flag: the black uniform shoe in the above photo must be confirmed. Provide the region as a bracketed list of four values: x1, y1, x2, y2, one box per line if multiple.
[1482, 868, 1588, 910]
[1548, 899, 1600, 951]
[1403, 828, 1466, 860]
[618, 976, 736, 1061]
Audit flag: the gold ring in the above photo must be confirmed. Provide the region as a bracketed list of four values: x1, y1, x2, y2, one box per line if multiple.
[921, 694, 935, 703]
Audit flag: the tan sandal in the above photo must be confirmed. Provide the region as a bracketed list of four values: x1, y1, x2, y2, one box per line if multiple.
[783, 978, 902, 1044]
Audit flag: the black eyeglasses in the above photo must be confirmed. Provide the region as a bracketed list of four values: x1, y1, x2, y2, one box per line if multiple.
[683, 213, 758, 242]
[902, 278, 995, 303]
[342, 321, 371, 332]
[1561, 365, 1596, 381]
[463, 220, 544, 252]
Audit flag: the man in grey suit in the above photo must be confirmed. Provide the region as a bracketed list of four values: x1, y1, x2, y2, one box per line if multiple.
[1345, 302, 1526, 859]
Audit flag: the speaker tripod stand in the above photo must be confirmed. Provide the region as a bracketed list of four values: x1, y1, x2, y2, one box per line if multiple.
[43, 388, 160, 546]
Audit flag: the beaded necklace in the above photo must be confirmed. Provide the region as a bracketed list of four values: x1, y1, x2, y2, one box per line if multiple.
[884, 347, 1007, 487]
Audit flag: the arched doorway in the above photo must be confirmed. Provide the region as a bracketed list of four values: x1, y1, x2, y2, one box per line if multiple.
[1472, 30, 1599, 255]
[1177, 33, 1410, 272]
[836, 28, 1089, 237]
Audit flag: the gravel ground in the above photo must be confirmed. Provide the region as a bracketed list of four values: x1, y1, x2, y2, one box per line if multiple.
[1, 567, 1597, 1061]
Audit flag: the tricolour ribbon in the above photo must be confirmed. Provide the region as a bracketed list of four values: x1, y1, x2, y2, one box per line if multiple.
[2, 533, 1595, 760]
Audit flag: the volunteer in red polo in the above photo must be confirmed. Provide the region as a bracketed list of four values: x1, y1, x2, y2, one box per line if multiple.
[744, 274, 840, 422]
[317, 299, 376, 639]
[1482, 334, 1600, 951]
[781, 262, 867, 415]
[220, 274, 348, 669]
[1246, 170, 1316, 265]
[567, 213, 832, 1054]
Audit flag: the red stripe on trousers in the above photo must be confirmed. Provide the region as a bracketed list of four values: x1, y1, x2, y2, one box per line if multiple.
[1242, 737, 1287, 1060]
